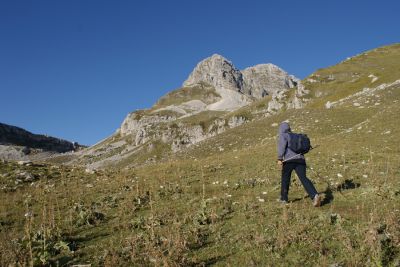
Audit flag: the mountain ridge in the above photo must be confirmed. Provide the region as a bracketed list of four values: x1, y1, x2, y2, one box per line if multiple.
[87, 44, 398, 169]
[61, 54, 304, 168]
[0, 122, 84, 161]
[7, 44, 400, 170]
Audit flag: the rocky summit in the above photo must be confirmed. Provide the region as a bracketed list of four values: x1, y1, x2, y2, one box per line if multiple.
[183, 54, 250, 111]
[64, 54, 305, 168]
[242, 63, 300, 98]
[182, 54, 300, 111]
[184, 54, 245, 94]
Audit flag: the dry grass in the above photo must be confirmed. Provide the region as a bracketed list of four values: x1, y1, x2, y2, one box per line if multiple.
[1, 44, 400, 266]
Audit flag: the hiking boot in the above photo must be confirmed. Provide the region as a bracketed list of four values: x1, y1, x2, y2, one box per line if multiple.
[276, 198, 288, 205]
[313, 194, 321, 207]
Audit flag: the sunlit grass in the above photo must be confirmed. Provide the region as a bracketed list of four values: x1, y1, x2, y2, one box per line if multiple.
[1, 44, 400, 266]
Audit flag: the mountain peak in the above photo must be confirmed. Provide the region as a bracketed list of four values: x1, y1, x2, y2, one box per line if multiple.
[183, 55, 299, 99]
[243, 63, 285, 73]
[242, 63, 299, 98]
[206, 53, 230, 62]
[183, 54, 244, 93]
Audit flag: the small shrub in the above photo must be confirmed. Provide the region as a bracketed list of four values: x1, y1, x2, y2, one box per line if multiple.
[71, 202, 105, 226]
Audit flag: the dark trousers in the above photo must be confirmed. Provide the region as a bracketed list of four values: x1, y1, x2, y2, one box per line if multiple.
[281, 162, 318, 201]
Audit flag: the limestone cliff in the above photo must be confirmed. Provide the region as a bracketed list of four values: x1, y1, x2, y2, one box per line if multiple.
[72, 54, 306, 168]
[242, 64, 300, 98]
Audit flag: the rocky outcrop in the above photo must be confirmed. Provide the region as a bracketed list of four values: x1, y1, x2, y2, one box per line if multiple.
[183, 54, 252, 111]
[183, 54, 245, 93]
[324, 79, 400, 109]
[119, 111, 249, 153]
[242, 64, 299, 98]
[228, 116, 247, 128]
[267, 82, 309, 113]
[183, 55, 301, 101]
[120, 112, 176, 137]
[267, 90, 287, 113]
[182, 54, 301, 112]
[170, 124, 205, 152]
[120, 115, 171, 146]
[168, 117, 246, 152]
[0, 145, 29, 161]
[0, 122, 83, 153]
[0, 122, 87, 162]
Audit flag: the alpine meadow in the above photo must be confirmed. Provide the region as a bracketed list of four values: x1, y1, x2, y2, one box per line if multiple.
[1, 43, 400, 266]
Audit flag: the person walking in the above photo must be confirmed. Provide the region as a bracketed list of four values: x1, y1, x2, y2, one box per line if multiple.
[277, 121, 321, 207]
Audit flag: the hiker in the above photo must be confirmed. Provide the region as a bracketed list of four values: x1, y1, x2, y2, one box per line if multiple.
[277, 122, 321, 207]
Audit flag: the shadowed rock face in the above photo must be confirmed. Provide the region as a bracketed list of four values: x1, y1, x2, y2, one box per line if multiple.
[0, 122, 80, 153]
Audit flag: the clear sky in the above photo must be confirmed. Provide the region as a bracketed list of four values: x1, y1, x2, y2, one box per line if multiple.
[1, 0, 399, 145]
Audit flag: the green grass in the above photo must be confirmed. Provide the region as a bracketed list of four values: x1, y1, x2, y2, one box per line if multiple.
[149, 109, 182, 118]
[1, 44, 400, 266]
[304, 43, 400, 107]
[176, 110, 227, 130]
[2, 84, 399, 266]
[153, 82, 221, 109]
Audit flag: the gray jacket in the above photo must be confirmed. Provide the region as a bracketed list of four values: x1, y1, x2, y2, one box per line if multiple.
[277, 122, 305, 162]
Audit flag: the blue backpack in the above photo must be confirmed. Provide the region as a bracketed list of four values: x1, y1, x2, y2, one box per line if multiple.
[288, 133, 312, 154]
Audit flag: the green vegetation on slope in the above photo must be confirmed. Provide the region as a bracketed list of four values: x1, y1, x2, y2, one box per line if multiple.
[153, 82, 221, 109]
[1, 44, 400, 266]
[304, 43, 400, 107]
[2, 83, 399, 266]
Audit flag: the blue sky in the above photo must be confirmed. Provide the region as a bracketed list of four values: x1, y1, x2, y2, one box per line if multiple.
[1, 0, 399, 145]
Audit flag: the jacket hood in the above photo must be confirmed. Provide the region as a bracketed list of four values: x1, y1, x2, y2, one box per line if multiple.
[279, 122, 291, 134]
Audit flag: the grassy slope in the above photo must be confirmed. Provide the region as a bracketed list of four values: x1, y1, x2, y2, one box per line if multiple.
[153, 82, 221, 109]
[54, 83, 226, 168]
[1, 44, 400, 266]
[304, 43, 400, 107]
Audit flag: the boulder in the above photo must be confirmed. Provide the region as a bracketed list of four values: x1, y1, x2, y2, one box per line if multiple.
[16, 171, 35, 182]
